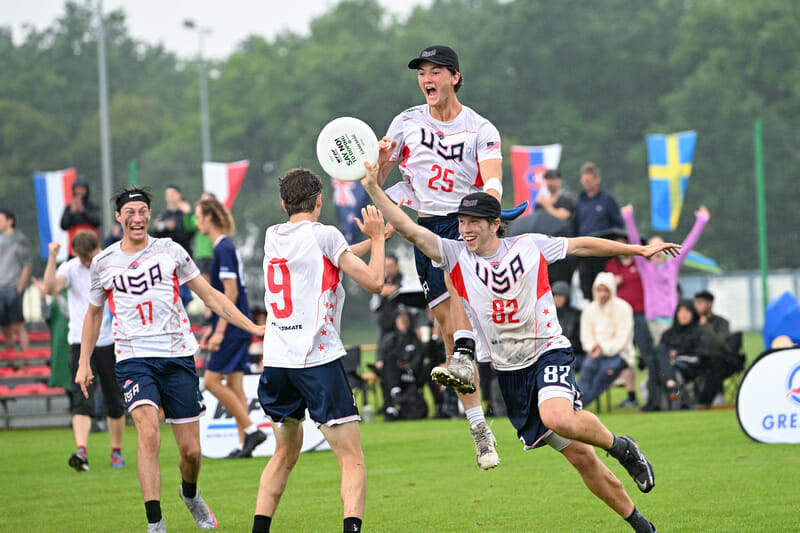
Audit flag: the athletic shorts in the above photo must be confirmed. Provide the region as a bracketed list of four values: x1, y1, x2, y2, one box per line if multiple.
[415, 215, 459, 308]
[115, 356, 205, 424]
[206, 337, 250, 374]
[69, 343, 125, 418]
[496, 348, 583, 450]
[257, 358, 359, 427]
[0, 288, 23, 327]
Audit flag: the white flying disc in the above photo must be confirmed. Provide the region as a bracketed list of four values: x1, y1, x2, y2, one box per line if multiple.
[316, 117, 379, 181]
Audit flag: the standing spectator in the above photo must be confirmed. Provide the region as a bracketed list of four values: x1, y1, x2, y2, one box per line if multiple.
[195, 197, 266, 458]
[60, 178, 101, 256]
[621, 204, 709, 348]
[573, 162, 624, 300]
[76, 187, 264, 532]
[578, 273, 635, 407]
[605, 231, 653, 408]
[253, 169, 385, 533]
[152, 185, 195, 307]
[42, 233, 126, 471]
[552, 281, 584, 371]
[372, 254, 404, 342]
[0, 209, 32, 352]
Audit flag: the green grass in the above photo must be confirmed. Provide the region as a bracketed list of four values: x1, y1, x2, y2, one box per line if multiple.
[1, 407, 798, 532]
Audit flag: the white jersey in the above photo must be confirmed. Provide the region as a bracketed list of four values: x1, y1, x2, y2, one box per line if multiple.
[88, 237, 200, 361]
[436, 233, 572, 371]
[385, 104, 502, 215]
[57, 257, 114, 346]
[262, 221, 349, 368]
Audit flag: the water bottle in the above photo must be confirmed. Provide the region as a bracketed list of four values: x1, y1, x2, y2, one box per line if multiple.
[361, 404, 375, 423]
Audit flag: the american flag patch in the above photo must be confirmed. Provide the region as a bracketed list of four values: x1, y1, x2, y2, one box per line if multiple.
[487, 141, 499, 148]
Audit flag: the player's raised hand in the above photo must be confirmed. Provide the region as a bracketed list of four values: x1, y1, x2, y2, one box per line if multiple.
[641, 241, 681, 259]
[377, 136, 397, 166]
[696, 205, 710, 219]
[75, 364, 94, 399]
[621, 204, 634, 216]
[48, 241, 61, 258]
[361, 161, 380, 190]
[354, 205, 385, 240]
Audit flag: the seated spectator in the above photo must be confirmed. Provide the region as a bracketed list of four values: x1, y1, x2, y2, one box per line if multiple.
[552, 281, 584, 371]
[376, 307, 427, 420]
[420, 317, 460, 418]
[578, 273, 634, 406]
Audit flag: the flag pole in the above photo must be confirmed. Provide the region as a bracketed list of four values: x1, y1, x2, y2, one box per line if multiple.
[753, 119, 769, 313]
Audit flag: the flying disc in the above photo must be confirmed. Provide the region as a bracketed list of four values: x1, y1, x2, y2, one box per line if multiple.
[316, 117, 379, 181]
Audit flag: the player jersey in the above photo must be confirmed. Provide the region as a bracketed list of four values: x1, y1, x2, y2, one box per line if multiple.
[385, 104, 502, 215]
[88, 237, 200, 361]
[262, 220, 349, 368]
[209, 235, 252, 340]
[57, 257, 114, 346]
[436, 233, 572, 371]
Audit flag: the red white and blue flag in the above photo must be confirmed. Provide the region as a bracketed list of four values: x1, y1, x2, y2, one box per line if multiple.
[202, 160, 249, 209]
[331, 179, 369, 244]
[33, 168, 77, 261]
[511, 144, 562, 216]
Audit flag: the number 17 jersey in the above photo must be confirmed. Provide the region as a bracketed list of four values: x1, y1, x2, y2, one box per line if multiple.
[262, 221, 349, 368]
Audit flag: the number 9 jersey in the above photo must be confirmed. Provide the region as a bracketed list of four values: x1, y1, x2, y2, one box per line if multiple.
[89, 237, 201, 361]
[262, 220, 349, 368]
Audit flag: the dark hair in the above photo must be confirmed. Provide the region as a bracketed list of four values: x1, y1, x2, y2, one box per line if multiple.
[280, 168, 322, 216]
[112, 186, 152, 212]
[386, 253, 399, 264]
[694, 290, 714, 302]
[196, 197, 235, 235]
[166, 184, 182, 194]
[447, 67, 464, 92]
[71, 230, 99, 258]
[0, 209, 14, 226]
[495, 220, 508, 238]
[543, 169, 561, 179]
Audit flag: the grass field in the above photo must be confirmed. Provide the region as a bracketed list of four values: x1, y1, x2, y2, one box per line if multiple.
[1, 406, 797, 532]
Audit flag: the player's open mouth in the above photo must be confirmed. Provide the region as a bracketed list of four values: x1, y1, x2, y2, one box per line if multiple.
[426, 86, 437, 97]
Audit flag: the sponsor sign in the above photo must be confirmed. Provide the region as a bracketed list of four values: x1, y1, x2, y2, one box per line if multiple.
[199, 374, 331, 458]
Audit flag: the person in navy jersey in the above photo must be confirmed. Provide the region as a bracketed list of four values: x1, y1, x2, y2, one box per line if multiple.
[195, 197, 266, 458]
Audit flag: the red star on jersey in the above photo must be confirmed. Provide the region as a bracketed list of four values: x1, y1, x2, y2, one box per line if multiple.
[183, 318, 188, 324]
[321, 329, 327, 336]
[117, 349, 121, 354]
[546, 342, 552, 348]
[181, 344, 186, 349]
[542, 308, 550, 315]
[405, 199, 413, 206]
[546, 322, 551, 328]
[318, 344, 325, 351]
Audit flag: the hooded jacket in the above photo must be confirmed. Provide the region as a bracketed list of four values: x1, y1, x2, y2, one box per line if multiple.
[60, 179, 101, 231]
[579, 272, 635, 367]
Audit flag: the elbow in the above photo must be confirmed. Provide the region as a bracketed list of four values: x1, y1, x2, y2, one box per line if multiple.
[367, 280, 384, 294]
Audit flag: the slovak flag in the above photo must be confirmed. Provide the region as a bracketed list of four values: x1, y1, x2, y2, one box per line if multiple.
[202, 160, 249, 209]
[331, 179, 369, 244]
[33, 168, 77, 261]
[511, 144, 562, 216]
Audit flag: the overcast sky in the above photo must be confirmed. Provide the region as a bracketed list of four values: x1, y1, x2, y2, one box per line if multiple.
[2, 0, 432, 59]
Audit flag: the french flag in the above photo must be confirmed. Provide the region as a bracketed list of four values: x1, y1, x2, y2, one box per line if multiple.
[510, 144, 562, 216]
[202, 160, 249, 209]
[33, 168, 77, 261]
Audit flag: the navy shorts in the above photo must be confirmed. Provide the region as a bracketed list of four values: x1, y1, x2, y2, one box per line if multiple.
[206, 337, 251, 374]
[115, 356, 205, 424]
[0, 288, 23, 327]
[496, 348, 583, 450]
[257, 358, 359, 427]
[415, 215, 460, 307]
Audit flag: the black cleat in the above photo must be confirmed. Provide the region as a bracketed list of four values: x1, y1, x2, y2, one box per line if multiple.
[68, 452, 90, 472]
[238, 429, 267, 458]
[615, 436, 655, 493]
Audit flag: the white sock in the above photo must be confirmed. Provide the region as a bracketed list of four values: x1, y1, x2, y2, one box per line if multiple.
[465, 406, 486, 428]
[245, 424, 258, 434]
[453, 330, 476, 342]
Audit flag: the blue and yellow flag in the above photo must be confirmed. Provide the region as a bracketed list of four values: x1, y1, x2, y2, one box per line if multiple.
[647, 130, 697, 231]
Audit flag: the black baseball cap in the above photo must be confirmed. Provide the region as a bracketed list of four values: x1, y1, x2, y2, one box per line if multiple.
[408, 45, 460, 71]
[543, 169, 561, 179]
[448, 192, 501, 219]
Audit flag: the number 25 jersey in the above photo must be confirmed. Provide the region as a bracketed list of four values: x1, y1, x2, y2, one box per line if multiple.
[89, 237, 200, 361]
[262, 221, 349, 368]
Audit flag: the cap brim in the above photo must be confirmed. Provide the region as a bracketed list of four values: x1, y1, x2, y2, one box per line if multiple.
[408, 57, 455, 69]
[446, 209, 500, 218]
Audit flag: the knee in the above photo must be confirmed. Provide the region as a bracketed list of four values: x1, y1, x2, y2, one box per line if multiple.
[179, 441, 202, 464]
[272, 445, 301, 471]
[540, 408, 577, 439]
[562, 442, 596, 471]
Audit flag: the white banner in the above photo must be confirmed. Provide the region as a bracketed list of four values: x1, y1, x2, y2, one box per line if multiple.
[737, 347, 800, 443]
[199, 374, 331, 458]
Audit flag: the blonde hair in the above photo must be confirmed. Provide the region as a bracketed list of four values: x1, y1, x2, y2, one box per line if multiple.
[197, 198, 235, 235]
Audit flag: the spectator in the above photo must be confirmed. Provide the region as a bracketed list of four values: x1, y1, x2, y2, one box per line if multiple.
[377, 307, 427, 420]
[604, 230, 653, 408]
[621, 204, 710, 348]
[419, 317, 457, 418]
[0, 209, 32, 352]
[573, 162, 624, 300]
[552, 281, 584, 371]
[184, 192, 218, 281]
[104, 221, 123, 247]
[60, 178, 101, 256]
[578, 273, 635, 406]
[693, 290, 740, 407]
[42, 233, 126, 471]
[152, 184, 195, 306]
[371, 254, 404, 342]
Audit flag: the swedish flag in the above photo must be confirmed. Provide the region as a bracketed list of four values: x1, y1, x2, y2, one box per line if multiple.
[647, 130, 697, 231]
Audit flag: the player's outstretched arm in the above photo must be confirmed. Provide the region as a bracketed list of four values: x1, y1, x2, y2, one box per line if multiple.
[566, 236, 681, 259]
[76, 303, 104, 398]
[42, 242, 67, 295]
[187, 276, 266, 337]
[339, 205, 385, 293]
[361, 161, 443, 264]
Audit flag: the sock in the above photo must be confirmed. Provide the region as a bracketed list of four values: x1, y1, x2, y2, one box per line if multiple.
[112, 447, 121, 455]
[465, 406, 486, 428]
[77, 445, 87, 457]
[625, 506, 653, 533]
[245, 424, 259, 434]
[627, 391, 637, 401]
[343, 517, 362, 532]
[252, 514, 271, 533]
[145, 500, 162, 524]
[453, 330, 476, 359]
[605, 435, 628, 460]
[182, 480, 197, 499]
